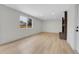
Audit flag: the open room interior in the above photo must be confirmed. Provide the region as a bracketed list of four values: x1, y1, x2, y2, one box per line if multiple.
[0, 4, 79, 54]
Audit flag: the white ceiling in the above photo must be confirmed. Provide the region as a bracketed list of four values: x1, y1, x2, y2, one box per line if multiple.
[4, 4, 73, 20]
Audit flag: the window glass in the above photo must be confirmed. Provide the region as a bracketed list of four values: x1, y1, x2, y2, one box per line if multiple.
[20, 16, 32, 28]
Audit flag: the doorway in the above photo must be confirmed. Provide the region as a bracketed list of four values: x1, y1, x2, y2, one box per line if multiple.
[59, 11, 67, 40]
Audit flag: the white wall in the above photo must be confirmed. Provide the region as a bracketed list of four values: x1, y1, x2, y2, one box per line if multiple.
[0, 5, 42, 44]
[42, 20, 62, 33]
[41, 5, 77, 51]
[0, 5, 62, 44]
[67, 5, 77, 50]
[0, 4, 77, 51]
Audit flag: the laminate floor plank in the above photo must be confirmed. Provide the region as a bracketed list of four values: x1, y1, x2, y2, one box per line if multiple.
[0, 32, 73, 54]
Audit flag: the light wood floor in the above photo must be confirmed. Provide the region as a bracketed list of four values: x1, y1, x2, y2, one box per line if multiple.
[0, 32, 73, 54]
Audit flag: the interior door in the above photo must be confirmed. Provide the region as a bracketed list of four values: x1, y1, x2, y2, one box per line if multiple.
[76, 5, 79, 52]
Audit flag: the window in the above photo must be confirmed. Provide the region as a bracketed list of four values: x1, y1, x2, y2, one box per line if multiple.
[20, 16, 32, 28]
